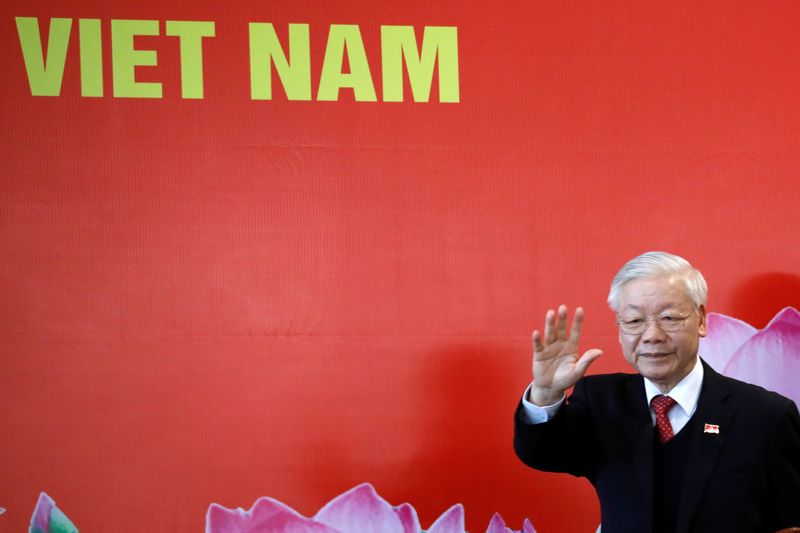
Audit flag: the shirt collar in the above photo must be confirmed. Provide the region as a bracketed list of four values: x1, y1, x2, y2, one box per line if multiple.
[643, 357, 704, 417]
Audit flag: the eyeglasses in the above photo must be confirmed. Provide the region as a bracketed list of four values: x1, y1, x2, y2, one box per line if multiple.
[616, 311, 694, 335]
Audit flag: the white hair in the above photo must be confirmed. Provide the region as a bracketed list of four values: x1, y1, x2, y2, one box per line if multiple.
[607, 251, 708, 311]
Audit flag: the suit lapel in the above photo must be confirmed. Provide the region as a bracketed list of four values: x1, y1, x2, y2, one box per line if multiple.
[675, 362, 734, 533]
[623, 376, 657, 533]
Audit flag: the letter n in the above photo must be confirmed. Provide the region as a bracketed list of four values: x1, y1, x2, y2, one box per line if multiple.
[249, 23, 311, 100]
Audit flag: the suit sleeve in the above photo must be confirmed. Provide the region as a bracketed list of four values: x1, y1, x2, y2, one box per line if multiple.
[767, 397, 800, 529]
[513, 378, 598, 482]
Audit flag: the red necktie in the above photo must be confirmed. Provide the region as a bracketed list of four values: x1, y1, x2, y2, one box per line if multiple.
[651, 395, 677, 443]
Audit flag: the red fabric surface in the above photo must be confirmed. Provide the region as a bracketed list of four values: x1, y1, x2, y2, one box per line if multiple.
[2, 2, 800, 531]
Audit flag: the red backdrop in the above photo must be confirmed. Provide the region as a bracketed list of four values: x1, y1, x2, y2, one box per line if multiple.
[2, 1, 800, 531]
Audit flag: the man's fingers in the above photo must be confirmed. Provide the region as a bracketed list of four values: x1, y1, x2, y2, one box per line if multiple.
[555, 304, 568, 339]
[543, 309, 556, 343]
[570, 307, 585, 342]
[575, 348, 603, 376]
[532, 330, 544, 353]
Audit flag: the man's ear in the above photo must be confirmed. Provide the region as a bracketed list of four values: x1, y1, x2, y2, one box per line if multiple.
[697, 304, 707, 338]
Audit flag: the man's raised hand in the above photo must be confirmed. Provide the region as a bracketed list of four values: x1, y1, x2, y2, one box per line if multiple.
[529, 305, 603, 406]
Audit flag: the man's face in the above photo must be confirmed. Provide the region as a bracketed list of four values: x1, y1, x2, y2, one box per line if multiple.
[616, 275, 707, 391]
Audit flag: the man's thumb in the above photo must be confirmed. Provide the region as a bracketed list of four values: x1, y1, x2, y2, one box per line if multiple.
[576, 349, 603, 375]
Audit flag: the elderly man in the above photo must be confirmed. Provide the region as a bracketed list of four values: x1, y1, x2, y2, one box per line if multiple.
[514, 251, 800, 533]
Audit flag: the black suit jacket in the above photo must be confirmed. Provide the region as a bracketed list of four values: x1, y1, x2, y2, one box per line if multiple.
[514, 360, 800, 533]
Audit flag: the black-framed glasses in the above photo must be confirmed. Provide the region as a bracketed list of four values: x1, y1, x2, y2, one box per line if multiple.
[616, 310, 694, 335]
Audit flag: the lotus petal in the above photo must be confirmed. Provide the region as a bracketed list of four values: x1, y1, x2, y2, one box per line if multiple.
[206, 497, 338, 533]
[30, 493, 54, 533]
[485, 512, 512, 533]
[393, 502, 421, 533]
[313, 483, 405, 533]
[29, 493, 78, 533]
[522, 518, 536, 533]
[723, 307, 800, 407]
[699, 313, 757, 372]
[427, 504, 465, 533]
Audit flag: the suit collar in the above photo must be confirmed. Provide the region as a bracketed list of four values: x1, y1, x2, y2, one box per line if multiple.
[674, 360, 735, 533]
[623, 360, 736, 533]
[623, 375, 657, 533]
[643, 357, 704, 419]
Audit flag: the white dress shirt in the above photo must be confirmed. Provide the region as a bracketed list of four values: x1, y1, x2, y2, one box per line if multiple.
[520, 357, 704, 435]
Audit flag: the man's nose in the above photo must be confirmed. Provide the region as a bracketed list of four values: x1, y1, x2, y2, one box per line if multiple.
[641, 319, 667, 341]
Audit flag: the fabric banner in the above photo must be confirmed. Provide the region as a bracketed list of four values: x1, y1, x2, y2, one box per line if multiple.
[2, 2, 799, 531]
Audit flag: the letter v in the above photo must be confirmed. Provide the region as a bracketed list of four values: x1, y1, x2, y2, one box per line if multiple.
[16, 17, 72, 96]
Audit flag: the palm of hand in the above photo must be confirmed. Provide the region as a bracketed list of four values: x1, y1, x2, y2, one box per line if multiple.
[534, 337, 583, 391]
[530, 305, 602, 398]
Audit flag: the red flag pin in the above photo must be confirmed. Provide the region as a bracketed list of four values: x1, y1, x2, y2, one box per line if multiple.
[704, 423, 720, 434]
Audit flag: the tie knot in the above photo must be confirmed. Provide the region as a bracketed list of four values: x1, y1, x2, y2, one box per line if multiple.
[651, 395, 677, 415]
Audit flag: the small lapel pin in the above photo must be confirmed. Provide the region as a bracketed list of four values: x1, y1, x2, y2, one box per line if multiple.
[703, 423, 720, 434]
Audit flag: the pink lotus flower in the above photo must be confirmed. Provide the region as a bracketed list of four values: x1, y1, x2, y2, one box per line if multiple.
[206, 483, 535, 533]
[700, 307, 800, 407]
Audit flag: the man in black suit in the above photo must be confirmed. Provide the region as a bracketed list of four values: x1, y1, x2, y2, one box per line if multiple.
[514, 251, 800, 533]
